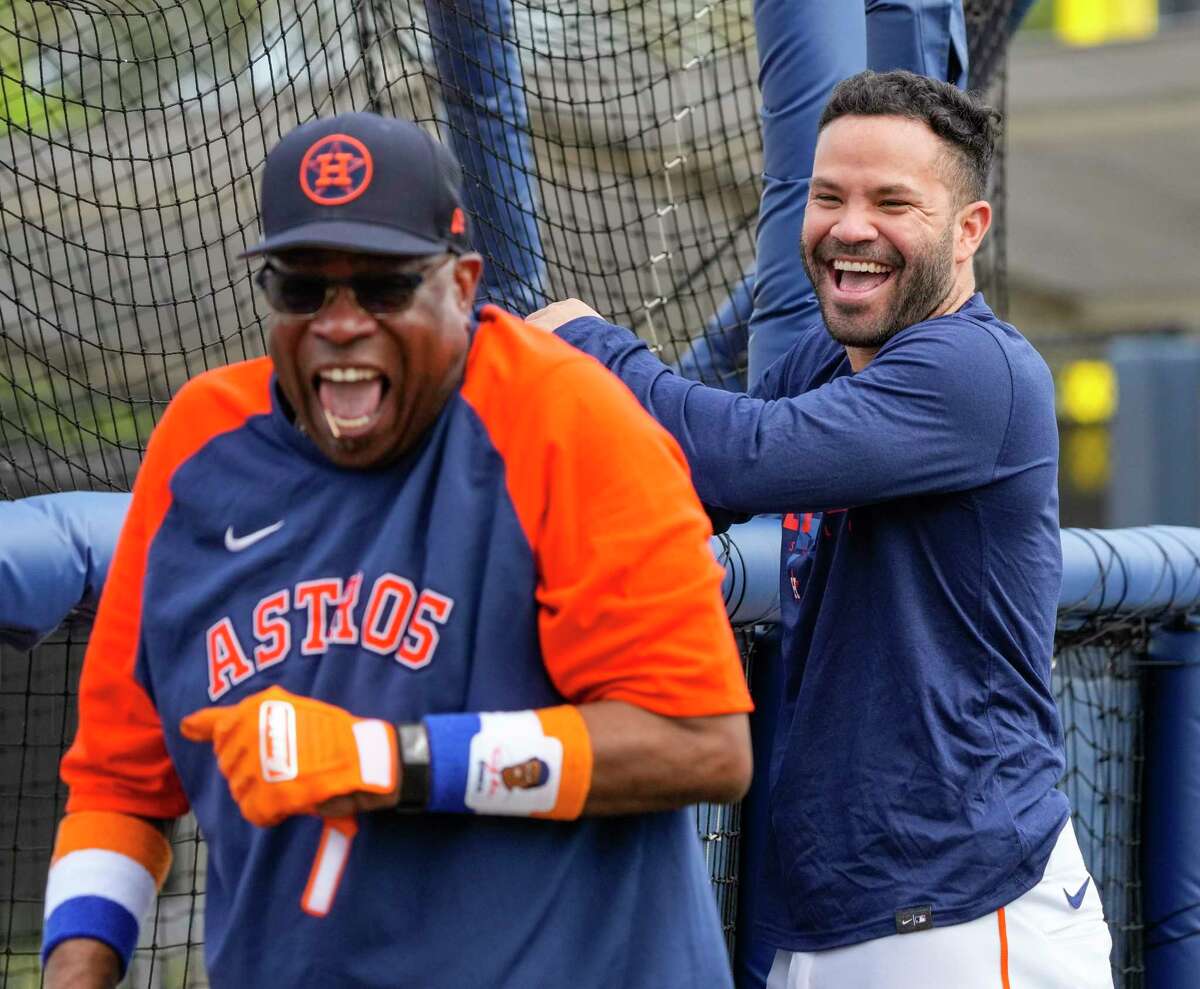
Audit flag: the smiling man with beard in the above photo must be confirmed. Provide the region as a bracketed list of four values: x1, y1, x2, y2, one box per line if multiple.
[530, 72, 1114, 988]
[797, 88, 985, 366]
[40, 113, 754, 989]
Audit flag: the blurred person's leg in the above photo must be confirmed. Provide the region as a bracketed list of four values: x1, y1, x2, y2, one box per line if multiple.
[673, 273, 755, 391]
[745, 1, 863, 388]
[865, 0, 967, 88]
[427, 0, 548, 316]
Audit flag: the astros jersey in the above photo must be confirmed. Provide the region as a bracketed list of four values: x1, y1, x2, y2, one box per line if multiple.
[559, 294, 1070, 950]
[61, 306, 752, 988]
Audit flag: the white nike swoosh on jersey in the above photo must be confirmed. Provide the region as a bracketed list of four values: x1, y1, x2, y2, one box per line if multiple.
[224, 520, 285, 552]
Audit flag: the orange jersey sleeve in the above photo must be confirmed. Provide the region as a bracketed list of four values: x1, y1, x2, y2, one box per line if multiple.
[62, 358, 274, 817]
[461, 308, 752, 718]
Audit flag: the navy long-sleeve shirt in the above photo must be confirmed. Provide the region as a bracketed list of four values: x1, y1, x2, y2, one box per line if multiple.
[559, 293, 1069, 950]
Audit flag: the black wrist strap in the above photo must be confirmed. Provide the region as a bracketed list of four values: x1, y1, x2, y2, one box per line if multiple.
[396, 722, 430, 811]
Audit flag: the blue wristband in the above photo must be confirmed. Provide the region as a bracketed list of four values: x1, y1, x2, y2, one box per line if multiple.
[42, 895, 140, 976]
[424, 712, 482, 813]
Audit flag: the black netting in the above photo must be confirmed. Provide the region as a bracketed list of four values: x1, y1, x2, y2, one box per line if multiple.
[2, 0, 1026, 496]
[699, 625, 756, 953]
[1054, 621, 1149, 988]
[0, 0, 762, 496]
[963, 0, 1016, 317]
[1, 622, 84, 987]
[964, 0, 1017, 92]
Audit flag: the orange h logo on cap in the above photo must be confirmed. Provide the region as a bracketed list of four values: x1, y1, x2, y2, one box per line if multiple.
[299, 134, 374, 206]
[314, 153, 354, 190]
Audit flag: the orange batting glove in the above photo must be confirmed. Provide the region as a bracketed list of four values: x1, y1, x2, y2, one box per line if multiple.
[180, 685, 398, 827]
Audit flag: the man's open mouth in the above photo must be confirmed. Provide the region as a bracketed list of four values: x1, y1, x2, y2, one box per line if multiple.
[829, 259, 895, 297]
[314, 366, 390, 439]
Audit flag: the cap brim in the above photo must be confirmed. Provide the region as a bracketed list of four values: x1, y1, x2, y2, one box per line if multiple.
[239, 220, 447, 259]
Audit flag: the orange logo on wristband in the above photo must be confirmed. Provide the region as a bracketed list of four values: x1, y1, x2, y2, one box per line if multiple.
[299, 134, 374, 206]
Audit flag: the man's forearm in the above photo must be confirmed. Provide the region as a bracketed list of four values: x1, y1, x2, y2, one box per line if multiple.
[579, 701, 752, 814]
[321, 700, 752, 819]
[43, 936, 121, 989]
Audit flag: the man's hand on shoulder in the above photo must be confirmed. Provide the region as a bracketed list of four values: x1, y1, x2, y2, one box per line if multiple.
[525, 298, 602, 333]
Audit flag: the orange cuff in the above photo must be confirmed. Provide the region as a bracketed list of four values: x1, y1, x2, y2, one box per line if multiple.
[532, 706, 592, 820]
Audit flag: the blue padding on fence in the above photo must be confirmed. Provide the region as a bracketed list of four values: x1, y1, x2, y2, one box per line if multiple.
[10, 501, 1200, 645]
[713, 518, 784, 627]
[717, 519, 1200, 628]
[1059, 526, 1200, 617]
[1144, 630, 1200, 989]
[0, 492, 131, 649]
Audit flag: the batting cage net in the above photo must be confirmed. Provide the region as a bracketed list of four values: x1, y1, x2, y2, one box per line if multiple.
[1054, 624, 1148, 988]
[2, 0, 1045, 985]
[2, 0, 1016, 499]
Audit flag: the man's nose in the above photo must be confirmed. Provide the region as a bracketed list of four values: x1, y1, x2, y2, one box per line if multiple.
[308, 287, 376, 344]
[830, 204, 879, 244]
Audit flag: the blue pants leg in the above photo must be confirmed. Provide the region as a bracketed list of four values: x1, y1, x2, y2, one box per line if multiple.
[427, 0, 548, 316]
[865, 0, 968, 89]
[673, 274, 756, 391]
[746, 1, 864, 388]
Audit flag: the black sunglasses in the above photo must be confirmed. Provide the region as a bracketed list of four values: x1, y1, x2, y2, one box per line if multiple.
[254, 256, 450, 317]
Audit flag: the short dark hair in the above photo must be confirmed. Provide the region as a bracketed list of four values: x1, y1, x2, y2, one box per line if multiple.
[819, 70, 1001, 203]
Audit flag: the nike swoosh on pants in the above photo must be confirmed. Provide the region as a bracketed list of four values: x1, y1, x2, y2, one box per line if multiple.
[1064, 877, 1090, 910]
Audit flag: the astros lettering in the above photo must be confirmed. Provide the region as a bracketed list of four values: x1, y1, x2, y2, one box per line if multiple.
[206, 571, 455, 699]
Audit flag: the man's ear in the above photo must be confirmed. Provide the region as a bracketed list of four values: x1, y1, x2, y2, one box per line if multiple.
[452, 253, 484, 312]
[955, 200, 992, 264]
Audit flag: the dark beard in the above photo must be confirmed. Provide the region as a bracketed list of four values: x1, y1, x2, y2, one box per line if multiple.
[801, 226, 955, 350]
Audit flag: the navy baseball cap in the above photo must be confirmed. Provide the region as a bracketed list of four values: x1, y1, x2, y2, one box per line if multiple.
[240, 112, 471, 258]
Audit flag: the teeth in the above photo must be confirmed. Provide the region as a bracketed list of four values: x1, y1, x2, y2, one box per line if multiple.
[319, 367, 380, 383]
[322, 408, 371, 439]
[832, 260, 891, 273]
